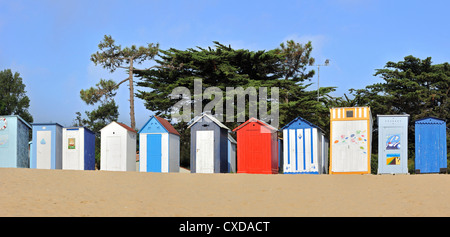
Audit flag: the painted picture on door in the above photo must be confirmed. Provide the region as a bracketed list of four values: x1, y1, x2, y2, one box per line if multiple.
[68, 138, 75, 149]
[332, 129, 368, 154]
[386, 134, 400, 150]
[386, 154, 400, 165]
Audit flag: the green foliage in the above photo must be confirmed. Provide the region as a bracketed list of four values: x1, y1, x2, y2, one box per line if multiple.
[351, 55, 449, 121]
[77, 78, 120, 132]
[136, 41, 284, 126]
[90, 35, 160, 73]
[370, 154, 378, 174]
[172, 121, 191, 168]
[409, 159, 416, 174]
[80, 79, 118, 105]
[276, 40, 315, 82]
[0, 69, 33, 123]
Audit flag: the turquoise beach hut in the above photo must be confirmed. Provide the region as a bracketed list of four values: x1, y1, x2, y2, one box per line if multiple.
[0, 115, 31, 168]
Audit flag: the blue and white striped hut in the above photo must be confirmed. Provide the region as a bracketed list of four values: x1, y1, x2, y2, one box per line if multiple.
[282, 117, 329, 174]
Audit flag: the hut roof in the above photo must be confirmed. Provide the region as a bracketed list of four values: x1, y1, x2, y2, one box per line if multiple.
[187, 113, 229, 130]
[232, 117, 277, 132]
[138, 116, 180, 136]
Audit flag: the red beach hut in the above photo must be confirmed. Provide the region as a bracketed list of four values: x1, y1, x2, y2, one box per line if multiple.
[232, 117, 278, 174]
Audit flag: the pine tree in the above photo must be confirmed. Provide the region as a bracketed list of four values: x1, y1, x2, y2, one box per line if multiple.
[89, 35, 159, 130]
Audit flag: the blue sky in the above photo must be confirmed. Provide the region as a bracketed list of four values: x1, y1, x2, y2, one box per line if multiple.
[1, 0, 449, 129]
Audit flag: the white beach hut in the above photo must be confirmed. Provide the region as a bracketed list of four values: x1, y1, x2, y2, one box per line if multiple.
[377, 114, 410, 174]
[62, 127, 96, 170]
[100, 121, 137, 171]
[329, 107, 373, 174]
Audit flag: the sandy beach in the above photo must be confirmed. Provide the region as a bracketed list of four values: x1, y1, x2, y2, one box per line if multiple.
[0, 167, 449, 217]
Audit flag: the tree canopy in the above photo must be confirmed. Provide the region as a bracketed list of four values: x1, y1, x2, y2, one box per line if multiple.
[135, 41, 335, 130]
[351, 55, 449, 121]
[0, 69, 33, 123]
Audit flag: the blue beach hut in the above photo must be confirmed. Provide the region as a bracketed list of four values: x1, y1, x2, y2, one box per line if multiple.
[414, 117, 447, 174]
[0, 115, 31, 168]
[138, 115, 180, 173]
[30, 123, 63, 169]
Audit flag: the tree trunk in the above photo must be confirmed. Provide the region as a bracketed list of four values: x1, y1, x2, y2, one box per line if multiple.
[129, 59, 136, 130]
[284, 75, 289, 104]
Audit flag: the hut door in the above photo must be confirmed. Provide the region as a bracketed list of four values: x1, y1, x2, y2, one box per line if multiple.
[147, 134, 162, 172]
[245, 128, 264, 173]
[331, 120, 369, 172]
[381, 127, 404, 174]
[106, 136, 121, 171]
[196, 130, 214, 173]
[36, 131, 51, 169]
[419, 127, 439, 173]
[65, 130, 80, 169]
[286, 129, 299, 173]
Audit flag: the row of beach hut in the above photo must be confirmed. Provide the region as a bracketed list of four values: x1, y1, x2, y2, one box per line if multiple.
[0, 106, 447, 174]
[329, 107, 447, 174]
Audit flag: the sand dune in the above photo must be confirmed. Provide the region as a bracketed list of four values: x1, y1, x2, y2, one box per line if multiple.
[0, 167, 449, 217]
